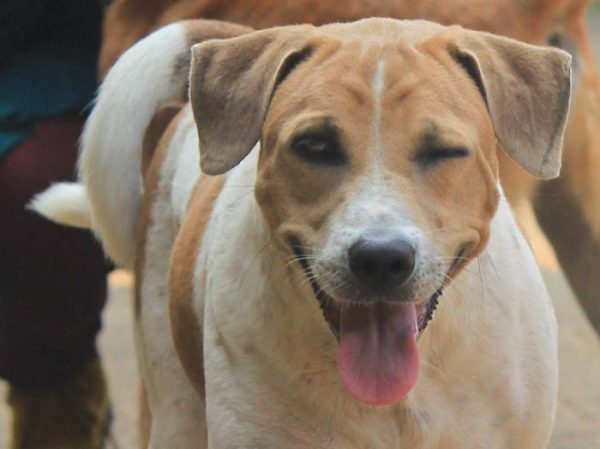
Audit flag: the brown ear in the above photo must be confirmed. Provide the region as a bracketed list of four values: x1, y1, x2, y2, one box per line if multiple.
[451, 29, 572, 179]
[189, 26, 316, 175]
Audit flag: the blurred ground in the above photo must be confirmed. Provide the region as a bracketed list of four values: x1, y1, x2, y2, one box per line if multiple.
[2, 7, 600, 449]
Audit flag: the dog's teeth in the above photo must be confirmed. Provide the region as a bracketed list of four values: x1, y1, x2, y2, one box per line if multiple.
[419, 287, 444, 332]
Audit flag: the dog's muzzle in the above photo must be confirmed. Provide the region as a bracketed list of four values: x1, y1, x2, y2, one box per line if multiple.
[289, 236, 444, 340]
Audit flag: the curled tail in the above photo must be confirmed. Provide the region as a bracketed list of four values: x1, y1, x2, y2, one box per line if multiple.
[33, 20, 250, 269]
[79, 22, 191, 268]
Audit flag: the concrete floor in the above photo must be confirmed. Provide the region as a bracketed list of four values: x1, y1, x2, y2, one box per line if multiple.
[2, 7, 600, 449]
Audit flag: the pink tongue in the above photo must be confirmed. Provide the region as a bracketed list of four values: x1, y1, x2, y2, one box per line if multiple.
[338, 302, 420, 405]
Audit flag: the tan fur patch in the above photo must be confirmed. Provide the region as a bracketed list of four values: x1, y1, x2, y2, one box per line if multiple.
[142, 104, 183, 180]
[135, 111, 182, 318]
[134, 109, 183, 446]
[168, 174, 225, 397]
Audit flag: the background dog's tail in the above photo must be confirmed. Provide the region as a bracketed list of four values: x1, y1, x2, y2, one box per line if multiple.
[29, 182, 93, 229]
[78, 23, 191, 269]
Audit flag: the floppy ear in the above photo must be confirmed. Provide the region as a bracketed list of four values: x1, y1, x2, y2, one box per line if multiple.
[450, 29, 572, 179]
[189, 26, 316, 175]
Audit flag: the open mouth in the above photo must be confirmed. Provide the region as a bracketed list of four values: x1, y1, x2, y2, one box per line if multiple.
[290, 239, 444, 340]
[289, 237, 458, 406]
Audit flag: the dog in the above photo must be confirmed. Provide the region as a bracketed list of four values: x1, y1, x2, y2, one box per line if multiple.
[33, 17, 571, 448]
[98, 0, 600, 337]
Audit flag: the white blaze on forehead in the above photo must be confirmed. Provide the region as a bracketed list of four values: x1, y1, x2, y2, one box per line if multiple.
[373, 59, 386, 99]
[372, 58, 386, 157]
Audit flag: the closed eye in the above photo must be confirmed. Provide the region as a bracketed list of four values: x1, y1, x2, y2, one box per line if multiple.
[414, 146, 470, 167]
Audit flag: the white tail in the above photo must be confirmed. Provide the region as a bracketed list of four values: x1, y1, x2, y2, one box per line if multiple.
[29, 182, 92, 229]
[79, 23, 189, 268]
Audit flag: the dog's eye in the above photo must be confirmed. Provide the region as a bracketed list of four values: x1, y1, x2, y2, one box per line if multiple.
[415, 146, 470, 167]
[291, 133, 346, 166]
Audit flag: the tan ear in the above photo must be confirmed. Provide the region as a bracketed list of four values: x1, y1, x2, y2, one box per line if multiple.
[451, 29, 572, 179]
[189, 26, 316, 175]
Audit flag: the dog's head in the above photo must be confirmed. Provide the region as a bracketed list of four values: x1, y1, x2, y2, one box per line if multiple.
[189, 18, 571, 405]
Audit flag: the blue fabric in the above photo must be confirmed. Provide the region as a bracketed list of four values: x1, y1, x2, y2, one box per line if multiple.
[0, 129, 29, 157]
[0, 44, 97, 157]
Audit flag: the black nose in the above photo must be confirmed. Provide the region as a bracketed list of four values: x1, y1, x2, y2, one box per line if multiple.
[348, 235, 416, 289]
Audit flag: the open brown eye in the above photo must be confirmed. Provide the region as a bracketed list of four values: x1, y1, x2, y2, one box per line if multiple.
[291, 131, 347, 166]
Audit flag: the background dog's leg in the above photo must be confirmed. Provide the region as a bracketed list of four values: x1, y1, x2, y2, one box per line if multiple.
[533, 52, 600, 336]
[498, 143, 600, 336]
[534, 174, 600, 335]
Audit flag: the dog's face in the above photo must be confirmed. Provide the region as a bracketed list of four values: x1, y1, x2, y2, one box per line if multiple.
[190, 18, 570, 405]
[256, 25, 498, 325]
